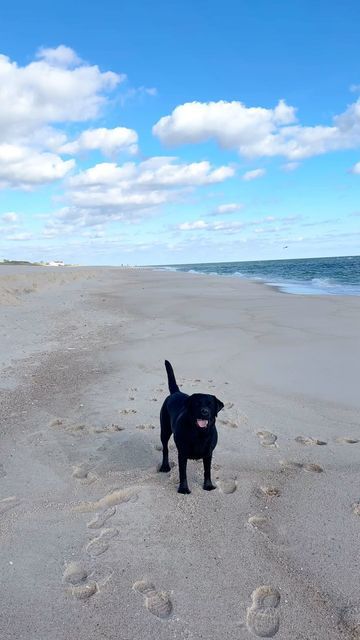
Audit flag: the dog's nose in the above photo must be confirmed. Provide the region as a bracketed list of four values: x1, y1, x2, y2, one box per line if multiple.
[200, 408, 210, 417]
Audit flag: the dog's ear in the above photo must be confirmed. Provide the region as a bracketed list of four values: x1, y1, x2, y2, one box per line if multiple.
[213, 396, 224, 414]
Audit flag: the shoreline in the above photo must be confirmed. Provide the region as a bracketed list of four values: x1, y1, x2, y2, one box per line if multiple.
[1, 266, 359, 639]
[149, 256, 360, 297]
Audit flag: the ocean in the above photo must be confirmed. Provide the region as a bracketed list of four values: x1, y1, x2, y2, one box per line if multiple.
[156, 255, 360, 296]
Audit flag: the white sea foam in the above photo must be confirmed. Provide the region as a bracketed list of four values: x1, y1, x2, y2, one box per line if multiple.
[151, 257, 360, 296]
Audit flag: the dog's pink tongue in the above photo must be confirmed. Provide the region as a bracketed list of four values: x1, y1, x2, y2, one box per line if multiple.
[197, 419, 208, 428]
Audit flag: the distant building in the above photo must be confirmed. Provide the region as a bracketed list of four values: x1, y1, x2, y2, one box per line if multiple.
[48, 260, 65, 266]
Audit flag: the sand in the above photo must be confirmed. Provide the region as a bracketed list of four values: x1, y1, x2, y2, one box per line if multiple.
[0, 266, 359, 639]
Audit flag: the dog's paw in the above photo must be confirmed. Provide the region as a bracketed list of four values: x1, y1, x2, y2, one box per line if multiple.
[178, 486, 191, 494]
[158, 463, 171, 473]
[203, 481, 217, 491]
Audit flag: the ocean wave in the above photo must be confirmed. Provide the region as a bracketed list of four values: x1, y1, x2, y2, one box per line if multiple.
[152, 256, 360, 296]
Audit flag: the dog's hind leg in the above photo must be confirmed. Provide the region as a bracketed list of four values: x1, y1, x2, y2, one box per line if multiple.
[203, 454, 216, 491]
[158, 405, 171, 473]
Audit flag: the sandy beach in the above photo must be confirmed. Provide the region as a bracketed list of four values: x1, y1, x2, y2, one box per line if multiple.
[1, 265, 360, 639]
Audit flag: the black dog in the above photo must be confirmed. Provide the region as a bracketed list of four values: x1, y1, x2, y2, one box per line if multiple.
[158, 360, 224, 494]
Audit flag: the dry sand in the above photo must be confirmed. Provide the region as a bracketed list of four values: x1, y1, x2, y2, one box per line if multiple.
[0, 266, 360, 639]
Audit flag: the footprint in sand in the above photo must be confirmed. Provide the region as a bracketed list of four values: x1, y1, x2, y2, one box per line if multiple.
[247, 516, 272, 535]
[49, 418, 63, 427]
[340, 606, 360, 635]
[279, 459, 303, 471]
[217, 478, 237, 494]
[91, 423, 124, 434]
[219, 418, 239, 429]
[279, 460, 323, 473]
[352, 503, 360, 516]
[259, 486, 281, 498]
[0, 496, 20, 515]
[87, 506, 116, 529]
[63, 561, 88, 585]
[75, 487, 138, 513]
[335, 437, 359, 444]
[246, 585, 281, 637]
[72, 462, 96, 484]
[136, 423, 156, 430]
[0, 464, 7, 478]
[257, 431, 278, 448]
[119, 408, 137, 415]
[225, 402, 234, 409]
[303, 463, 323, 473]
[86, 527, 118, 557]
[295, 436, 327, 446]
[63, 561, 98, 600]
[133, 579, 173, 619]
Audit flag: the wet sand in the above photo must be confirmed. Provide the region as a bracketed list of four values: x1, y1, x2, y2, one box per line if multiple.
[1, 266, 359, 639]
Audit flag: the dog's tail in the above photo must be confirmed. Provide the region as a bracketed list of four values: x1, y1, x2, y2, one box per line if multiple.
[165, 360, 180, 394]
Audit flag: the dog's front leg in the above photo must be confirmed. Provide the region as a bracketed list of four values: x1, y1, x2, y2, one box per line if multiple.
[178, 452, 191, 494]
[203, 454, 216, 491]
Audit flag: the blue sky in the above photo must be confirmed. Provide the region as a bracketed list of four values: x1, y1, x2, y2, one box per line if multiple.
[0, 0, 359, 265]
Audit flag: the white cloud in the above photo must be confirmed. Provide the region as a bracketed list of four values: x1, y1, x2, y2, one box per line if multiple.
[214, 203, 243, 214]
[0, 46, 131, 188]
[36, 45, 82, 67]
[2, 211, 19, 223]
[68, 157, 233, 191]
[135, 158, 234, 187]
[60, 127, 138, 156]
[350, 161, 360, 174]
[0, 144, 75, 189]
[119, 85, 158, 106]
[242, 168, 266, 181]
[0, 46, 123, 141]
[6, 232, 32, 241]
[282, 162, 300, 172]
[153, 97, 360, 161]
[178, 219, 244, 233]
[179, 220, 208, 230]
[153, 99, 297, 154]
[54, 157, 234, 228]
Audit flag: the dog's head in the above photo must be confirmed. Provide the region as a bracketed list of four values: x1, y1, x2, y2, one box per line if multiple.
[185, 393, 224, 430]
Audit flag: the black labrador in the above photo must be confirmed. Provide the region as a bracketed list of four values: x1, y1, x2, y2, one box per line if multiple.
[158, 360, 224, 494]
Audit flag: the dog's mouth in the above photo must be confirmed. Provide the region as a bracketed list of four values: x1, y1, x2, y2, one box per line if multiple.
[196, 419, 208, 429]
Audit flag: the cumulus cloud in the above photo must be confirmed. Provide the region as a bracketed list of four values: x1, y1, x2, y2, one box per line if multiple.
[242, 168, 266, 181]
[59, 127, 138, 156]
[68, 157, 233, 191]
[0, 46, 131, 188]
[350, 161, 360, 174]
[0, 144, 74, 189]
[0, 47, 122, 141]
[36, 45, 82, 67]
[153, 98, 360, 161]
[56, 157, 234, 227]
